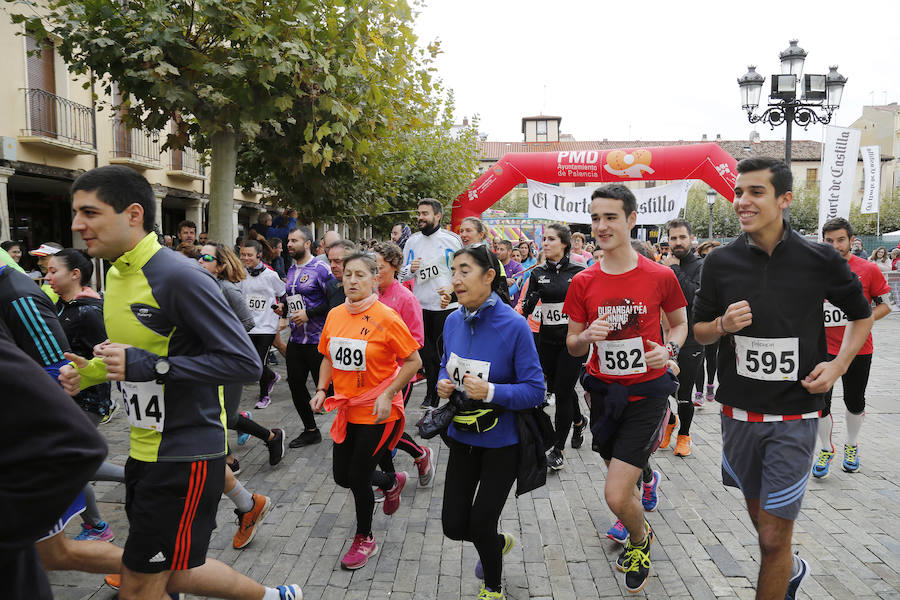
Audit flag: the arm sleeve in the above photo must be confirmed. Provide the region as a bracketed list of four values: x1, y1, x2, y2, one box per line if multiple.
[826, 253, 872, 321]
[223, 283, 256, 332]
[401, 293, 425, 347]
[521, 271, 540, 317]
[399, 245, 414, 282]
[489, 319, 546, 410]
[125, 268, 262, 384]
[0, 321, 107, 548]
[692, 252, 722, 323]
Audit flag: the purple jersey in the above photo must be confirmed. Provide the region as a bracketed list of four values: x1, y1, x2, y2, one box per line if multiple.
[285, 259, 334, 344]
[504, 259, 524, 304]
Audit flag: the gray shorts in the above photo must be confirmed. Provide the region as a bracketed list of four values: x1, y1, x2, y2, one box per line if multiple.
[720, 413, 817, 521]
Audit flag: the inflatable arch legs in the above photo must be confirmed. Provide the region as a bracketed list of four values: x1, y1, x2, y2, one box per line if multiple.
[451, 142, 737, 231]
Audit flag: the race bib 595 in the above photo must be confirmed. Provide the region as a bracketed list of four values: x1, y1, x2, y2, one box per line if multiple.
[734, 335, 798, 381]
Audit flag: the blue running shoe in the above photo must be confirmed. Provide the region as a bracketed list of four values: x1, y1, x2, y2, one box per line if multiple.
[812, 449, 833, 478]
[842, 443, 859, 473]
[276, 584, 302, 600]
[606, 519, 628, 544]
[785, 553, 809, 600]
[237, 411, 252, 446]
[641, 470, 660, 512]
[475, 532, 514, 579]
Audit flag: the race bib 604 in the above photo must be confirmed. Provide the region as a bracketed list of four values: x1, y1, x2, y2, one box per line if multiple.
[823, 301, 848, 328]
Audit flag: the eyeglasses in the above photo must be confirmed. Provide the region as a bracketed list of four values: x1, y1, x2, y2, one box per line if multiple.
[199, 254, 217, 263]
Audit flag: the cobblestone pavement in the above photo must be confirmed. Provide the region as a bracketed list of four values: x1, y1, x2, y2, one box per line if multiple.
[51, 315, 900, 599]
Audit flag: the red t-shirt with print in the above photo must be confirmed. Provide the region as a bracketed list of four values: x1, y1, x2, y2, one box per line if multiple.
[564, 254, 686, 387]
[825, 254, 891, 355]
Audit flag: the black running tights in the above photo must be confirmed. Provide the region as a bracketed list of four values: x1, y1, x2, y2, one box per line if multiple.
[333, 421, 401, 537]
[539, 341, 586, 450]
[442, 439, 518, 592]
[249, 333, 277, 398]
[286, 342, 323, 430]
[421, 309, 453, 401]
[676, 345, 704, 436]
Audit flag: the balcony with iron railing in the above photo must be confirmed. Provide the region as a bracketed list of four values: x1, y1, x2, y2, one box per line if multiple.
[18, 88, 96, 154]
[167, 145, 206, 179]
[109, 118, 162, 169]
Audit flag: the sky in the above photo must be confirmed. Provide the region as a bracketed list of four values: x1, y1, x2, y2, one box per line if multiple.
[413, 0, 900, 144]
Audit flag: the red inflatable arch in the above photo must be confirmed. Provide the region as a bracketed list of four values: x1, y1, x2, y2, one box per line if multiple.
[451, 142, 737, 231]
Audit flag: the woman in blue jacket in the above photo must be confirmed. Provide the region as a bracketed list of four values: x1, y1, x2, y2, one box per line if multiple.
[437, 245, 545, 600]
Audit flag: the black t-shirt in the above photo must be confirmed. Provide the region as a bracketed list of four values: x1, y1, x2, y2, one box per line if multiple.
[694, 226, 870, 415]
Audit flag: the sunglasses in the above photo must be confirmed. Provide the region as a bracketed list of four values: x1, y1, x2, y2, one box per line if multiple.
[199, 254, 217, 263]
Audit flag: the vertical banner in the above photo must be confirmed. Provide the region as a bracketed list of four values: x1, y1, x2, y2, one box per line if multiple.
[860, 145, 881, 214]
[818, 126, 861, 232]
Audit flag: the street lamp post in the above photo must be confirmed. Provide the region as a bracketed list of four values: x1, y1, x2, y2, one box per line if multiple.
[706, 188, 717, 240]
[737, 40, 847, 221]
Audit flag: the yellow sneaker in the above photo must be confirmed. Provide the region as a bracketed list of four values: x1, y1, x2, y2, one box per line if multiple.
[477, 584, 505, 599]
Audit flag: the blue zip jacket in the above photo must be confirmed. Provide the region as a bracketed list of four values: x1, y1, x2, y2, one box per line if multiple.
[441, 292, 545, 448]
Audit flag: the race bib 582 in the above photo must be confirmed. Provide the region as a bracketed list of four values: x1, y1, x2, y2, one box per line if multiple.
[596, 337, 647, 376]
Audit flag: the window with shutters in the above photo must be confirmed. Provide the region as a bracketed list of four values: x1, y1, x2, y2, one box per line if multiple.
[25, 32, 57, 138]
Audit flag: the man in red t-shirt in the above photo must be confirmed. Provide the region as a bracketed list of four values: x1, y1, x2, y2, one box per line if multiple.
[564, 184, 687, 594]
[815, 218, 892, 477]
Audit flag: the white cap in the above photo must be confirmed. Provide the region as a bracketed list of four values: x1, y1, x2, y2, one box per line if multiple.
[29, 243, 62, 257]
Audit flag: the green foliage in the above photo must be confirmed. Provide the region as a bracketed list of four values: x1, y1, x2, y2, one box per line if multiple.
[683, 184, 741, 238]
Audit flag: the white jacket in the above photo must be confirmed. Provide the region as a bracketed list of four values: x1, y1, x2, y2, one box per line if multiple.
[400, 228, 463, 311]
[240, 264, 286, 334]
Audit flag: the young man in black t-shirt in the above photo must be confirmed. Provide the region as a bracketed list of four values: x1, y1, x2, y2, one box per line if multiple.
[694, 158, 872, 600]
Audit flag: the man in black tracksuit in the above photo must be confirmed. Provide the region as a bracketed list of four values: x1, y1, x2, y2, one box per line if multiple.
[659, 218, 704, 457]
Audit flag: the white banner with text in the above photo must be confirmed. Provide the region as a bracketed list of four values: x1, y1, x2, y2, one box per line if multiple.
[860, 145, 881, 214]
[527, 179, 691, 225]
[818, 126, 861, 231]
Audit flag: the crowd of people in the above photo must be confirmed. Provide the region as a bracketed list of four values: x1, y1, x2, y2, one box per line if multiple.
[1, 156, 892, 600]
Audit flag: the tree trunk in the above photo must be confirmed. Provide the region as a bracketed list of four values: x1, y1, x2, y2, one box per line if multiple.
[208, 130, 238, 246]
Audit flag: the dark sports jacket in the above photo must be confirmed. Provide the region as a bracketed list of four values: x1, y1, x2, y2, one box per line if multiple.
[522, 255, 584, 346]
[669, 251, 703, 347]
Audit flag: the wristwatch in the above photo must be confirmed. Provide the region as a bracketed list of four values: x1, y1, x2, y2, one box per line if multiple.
[666, 341, 680, 360]
[154, 358, 171, 384]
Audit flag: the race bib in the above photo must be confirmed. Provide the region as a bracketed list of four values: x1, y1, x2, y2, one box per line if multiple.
[417, 258, 444, 283]
[541, 302, 568, 325]
[823, 301, 848, 328]
[596, 337, 647, 376]
[531, 304, 541, 322]
[734, 335, 799, 381]
[447, 352, 491, 392]
[329, 337, 367, 371]
[287, 294, 306, 314]
[246, 294, 267, 312]
[119, 381, 165, 431]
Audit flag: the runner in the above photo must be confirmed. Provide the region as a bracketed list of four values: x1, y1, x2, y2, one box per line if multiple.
[60, 165, 299, 600]
[521, 223, 587, 470]
[564, 184, 686, 593]
[813, 217, 891, 477]
[311, 252, 422, 569]
[693, 158, 872, 600]
[373, 241, 435, 486]
[278, 227, 333, 448]
[695, 241, 722, 404]
[198, 242, 287, 472]
[399, 198, 463, 408]
[658, 218, 704, 457]
[239, 239, 286, 409]
[46, 249, 123, 541]
[496, 240, 524, 304]
[438, 244, 546, 600]
[518, 240, 536, 272]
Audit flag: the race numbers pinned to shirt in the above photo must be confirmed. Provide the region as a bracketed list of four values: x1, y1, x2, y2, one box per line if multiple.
[119, 381, 165, 431]
[596, 337, 647, 376]
[287, 294, 306, 314]
[330, 337, 367, 371]
[540, 302, 568, 325]
[417, 258, 444, 283]
[246, 294, 267, 312]
[446, 352, 492, 392]
[822, 301, 848, 328]
[734, 335, 798, 381]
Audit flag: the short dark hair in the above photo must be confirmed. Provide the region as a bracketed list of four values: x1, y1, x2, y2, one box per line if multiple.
[52, 248, 94, 285]
[417, 198, 443, 215]
[71, 165, 156, 232]
[177, 220, 197, 232]
[736, 157, 793, 197]
[822, 217, 854, 239]
[666, 218, 693, 236]
[266, 237, 283, 249]
[1, 240, 21, 252]
[373, 241, 403, 274]
[453, 245, 502, 296]
[498, 239, 513, 251]
[241, 239, 263, 256]
[591, 184, 637, 216]
[547, 223, 572, 255]
[289, 226, 313, 244]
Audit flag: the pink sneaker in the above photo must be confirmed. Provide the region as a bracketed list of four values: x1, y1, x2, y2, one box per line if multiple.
[255, 396, 271, 409]
[705, 384, 716, 403]
[341, 534, 378, 569]
[75, 521, 115, 542]
[383, 471, 407, 515]
[415, 447, 435, 487]
[692, 391, 705, 407]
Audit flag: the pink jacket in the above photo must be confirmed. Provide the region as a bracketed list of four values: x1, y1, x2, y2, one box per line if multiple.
[378, 279, 425, 348]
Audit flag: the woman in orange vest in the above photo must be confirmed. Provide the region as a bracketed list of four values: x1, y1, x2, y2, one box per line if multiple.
[311, 252, 422, 570]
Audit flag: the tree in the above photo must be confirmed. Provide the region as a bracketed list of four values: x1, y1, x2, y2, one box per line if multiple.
[12, 0, 432, 243]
